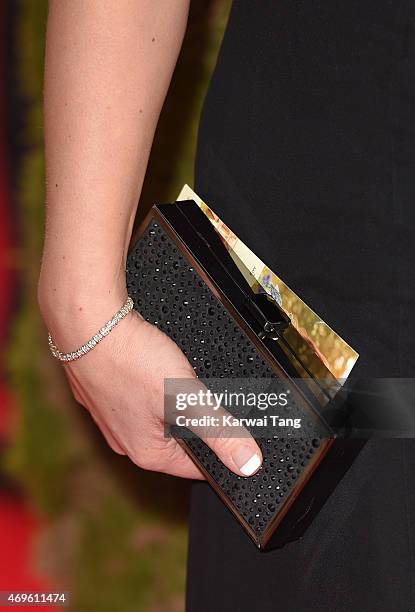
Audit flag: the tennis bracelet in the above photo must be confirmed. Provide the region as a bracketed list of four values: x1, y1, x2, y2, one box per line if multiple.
[48, 296, 134, 362]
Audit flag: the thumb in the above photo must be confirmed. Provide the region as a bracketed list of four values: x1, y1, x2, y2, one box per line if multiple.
[206, 434, 263, 477]
[166, 377, 263, 477]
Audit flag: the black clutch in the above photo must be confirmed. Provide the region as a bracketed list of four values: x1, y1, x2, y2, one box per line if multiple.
[126, 199, 365, 549]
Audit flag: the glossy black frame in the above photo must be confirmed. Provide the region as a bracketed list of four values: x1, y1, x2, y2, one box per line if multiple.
[128, 200, 366, 549]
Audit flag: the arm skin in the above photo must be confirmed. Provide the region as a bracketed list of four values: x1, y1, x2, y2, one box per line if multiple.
[39, 0, 190, 328]
[38, 0, 262, 479]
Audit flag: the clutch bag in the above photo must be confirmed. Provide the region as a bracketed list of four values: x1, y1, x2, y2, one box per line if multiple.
[126, 199, 365, 549]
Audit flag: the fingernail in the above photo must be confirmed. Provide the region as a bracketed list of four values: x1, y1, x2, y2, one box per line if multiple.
[233, 446, 262, 476]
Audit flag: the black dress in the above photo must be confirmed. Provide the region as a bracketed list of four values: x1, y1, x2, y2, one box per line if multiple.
[188, 1, 415, 611]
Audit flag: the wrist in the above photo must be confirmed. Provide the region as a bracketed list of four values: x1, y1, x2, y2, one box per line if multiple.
[47, 295, 135, 362]
[38, 267, 130, 349]
[38, 227, 132, 314]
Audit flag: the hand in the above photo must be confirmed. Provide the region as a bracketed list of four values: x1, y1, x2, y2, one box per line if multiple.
[48, 303, 263, 479]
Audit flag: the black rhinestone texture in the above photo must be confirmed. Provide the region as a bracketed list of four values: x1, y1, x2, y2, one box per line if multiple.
[126, 220, 323, 538]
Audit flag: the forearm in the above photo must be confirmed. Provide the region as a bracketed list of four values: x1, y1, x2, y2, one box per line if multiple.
[39, 0, 189, 332]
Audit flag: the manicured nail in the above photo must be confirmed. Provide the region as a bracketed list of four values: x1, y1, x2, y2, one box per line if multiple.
[233, 446, 262, 476]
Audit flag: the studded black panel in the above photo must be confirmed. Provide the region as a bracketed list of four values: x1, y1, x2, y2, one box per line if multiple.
[126, 219, 324, 540]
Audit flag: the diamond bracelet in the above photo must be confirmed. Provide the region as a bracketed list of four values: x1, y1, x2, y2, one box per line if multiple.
[48, 296, 134, 362]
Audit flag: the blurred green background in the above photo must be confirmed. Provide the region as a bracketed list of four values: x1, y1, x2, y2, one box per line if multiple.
[3, 1, 231, 610]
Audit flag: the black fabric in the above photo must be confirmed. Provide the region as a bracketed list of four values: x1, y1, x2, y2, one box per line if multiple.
[187, 1, 415, 610]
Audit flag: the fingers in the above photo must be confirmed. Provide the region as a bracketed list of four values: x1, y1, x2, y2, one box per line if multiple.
[129, 437, 205, 480]
[156, 445, 206, 480]
[164, 462, 205, 480]
[165, 378, 263, 477]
